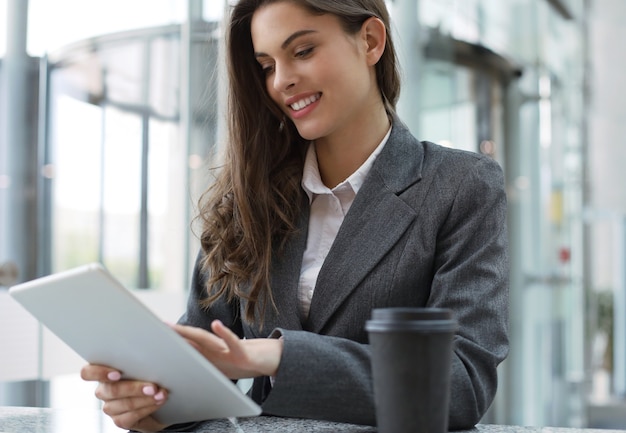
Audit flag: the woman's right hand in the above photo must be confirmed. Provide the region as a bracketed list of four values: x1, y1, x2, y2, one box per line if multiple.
[80, 364, 169, 432]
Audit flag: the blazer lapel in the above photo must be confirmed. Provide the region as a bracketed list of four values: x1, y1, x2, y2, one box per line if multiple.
[305, 121, 425, 333]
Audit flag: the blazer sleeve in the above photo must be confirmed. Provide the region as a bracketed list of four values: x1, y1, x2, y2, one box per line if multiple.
[261, 155, 509, 429]
[261, 328, 376, 425]
[429, 155, 509, 428]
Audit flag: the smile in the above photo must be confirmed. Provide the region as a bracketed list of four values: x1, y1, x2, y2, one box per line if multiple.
[289, 93, 321, 111]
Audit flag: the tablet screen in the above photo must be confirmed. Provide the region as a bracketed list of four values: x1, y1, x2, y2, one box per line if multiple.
[9, 263, 262, 425]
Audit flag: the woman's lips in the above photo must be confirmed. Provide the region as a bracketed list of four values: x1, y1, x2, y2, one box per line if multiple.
[288, 93, 321, 111]
[286, 93, 322, 119]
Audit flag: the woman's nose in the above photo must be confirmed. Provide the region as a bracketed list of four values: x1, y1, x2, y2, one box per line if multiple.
[272, 63, 296, 92]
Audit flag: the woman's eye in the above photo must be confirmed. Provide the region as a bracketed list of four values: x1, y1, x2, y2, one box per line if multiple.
[295, 47, 313, 58]
[261, 64, 274, 75]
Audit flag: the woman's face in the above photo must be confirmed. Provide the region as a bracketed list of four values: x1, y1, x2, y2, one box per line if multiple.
[251, 1, 380, 142]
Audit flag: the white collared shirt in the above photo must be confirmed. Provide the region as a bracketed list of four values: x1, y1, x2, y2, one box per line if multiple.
[298, 127, 392, 320]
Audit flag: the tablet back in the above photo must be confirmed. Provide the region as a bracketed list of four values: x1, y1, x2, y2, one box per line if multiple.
[8, 263, 261, 425]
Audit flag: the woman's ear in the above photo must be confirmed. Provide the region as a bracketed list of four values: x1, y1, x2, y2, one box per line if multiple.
[361, 16, 387, 66]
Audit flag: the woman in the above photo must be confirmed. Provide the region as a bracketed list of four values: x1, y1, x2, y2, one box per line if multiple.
[82, 0, 509, 431]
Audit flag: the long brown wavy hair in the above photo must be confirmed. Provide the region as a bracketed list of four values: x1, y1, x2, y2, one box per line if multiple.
[197, 0, 401, 324]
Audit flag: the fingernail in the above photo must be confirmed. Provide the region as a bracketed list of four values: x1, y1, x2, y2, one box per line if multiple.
[143, 385, 156, 396]
[154, 391, 165, 401]
[107, 371, 121, 381]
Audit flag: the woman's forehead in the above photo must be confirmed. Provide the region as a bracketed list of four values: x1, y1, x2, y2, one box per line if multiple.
[250, 2, 336, 50]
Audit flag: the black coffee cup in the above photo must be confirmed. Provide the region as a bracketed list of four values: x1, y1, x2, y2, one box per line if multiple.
[366, 308, 458, 433]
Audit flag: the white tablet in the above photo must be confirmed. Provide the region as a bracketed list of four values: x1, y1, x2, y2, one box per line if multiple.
[8, 263, 262, 425]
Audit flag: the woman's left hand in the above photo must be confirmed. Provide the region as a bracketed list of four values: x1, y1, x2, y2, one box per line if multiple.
[171, 320, 283, 380]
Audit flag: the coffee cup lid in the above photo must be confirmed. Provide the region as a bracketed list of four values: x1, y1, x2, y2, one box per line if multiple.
[365, 308, 458, 333]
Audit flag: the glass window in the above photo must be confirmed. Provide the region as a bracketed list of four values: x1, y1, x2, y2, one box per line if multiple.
[420, 0, 480, 44]
[27, 0, 186, 56]
[0, 0, 6, 57]
[46, 25, 217, 291]
[419, 60, 477, 152]
[100, 105, 143, 287]
[419, 58, 504, 162]
[50, 96, 103, 271]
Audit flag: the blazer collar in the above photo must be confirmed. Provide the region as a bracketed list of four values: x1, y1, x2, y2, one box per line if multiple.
[304, 118, 425, 332]
[252, 118, 425, 335]
[371, 116, 424, 194]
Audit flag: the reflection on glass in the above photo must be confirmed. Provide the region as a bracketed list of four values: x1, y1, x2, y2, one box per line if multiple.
[51, 96, 103, 271]
[46, 24, 215, 292]
[101, 106, 142, 287]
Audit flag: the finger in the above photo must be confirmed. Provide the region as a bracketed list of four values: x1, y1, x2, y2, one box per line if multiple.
[96, 381, 165, 401]
[97, 381, 167, 429]
[81, 364, 122, 382]
[210, 320, 245, 354]
[102, 394, 165, 417]
[172, 324, 228, 351]
[171, 323, 221, 343]
[105, 402, 166, 431]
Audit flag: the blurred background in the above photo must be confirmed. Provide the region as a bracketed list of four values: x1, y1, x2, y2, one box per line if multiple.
[0, 0, 624, 430]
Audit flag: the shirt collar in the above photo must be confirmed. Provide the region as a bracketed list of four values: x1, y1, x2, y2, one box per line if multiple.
[301, 126, 392, 203]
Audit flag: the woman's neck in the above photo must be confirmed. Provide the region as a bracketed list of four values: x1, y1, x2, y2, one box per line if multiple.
[314, 105, 391, 189]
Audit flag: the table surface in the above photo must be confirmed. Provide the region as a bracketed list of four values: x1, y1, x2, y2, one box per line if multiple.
[1, 407, 625, 433]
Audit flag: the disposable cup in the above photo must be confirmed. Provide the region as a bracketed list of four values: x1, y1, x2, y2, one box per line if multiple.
[366, 308, 458, 433]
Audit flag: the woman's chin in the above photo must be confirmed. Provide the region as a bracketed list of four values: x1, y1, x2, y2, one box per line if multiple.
[293, 124, 325, 142]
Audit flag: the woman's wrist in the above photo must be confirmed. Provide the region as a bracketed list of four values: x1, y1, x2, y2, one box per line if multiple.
[249, 337, 284, 377]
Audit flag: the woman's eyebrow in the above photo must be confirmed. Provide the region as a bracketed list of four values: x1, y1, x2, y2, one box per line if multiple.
[254, 29, 318, 58]
[281, 29, 318, 49]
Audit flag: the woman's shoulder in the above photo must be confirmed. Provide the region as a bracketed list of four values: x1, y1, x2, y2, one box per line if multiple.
[420, 139, 491, 162]
[389, 118, 500, 170]
[383, 118, 503, 185]
[419, 140, 503, 175]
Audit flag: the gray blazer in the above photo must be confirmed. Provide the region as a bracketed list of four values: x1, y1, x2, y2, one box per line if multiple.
[179, 119, 509, 430]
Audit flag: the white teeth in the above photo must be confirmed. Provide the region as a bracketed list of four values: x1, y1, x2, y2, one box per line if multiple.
[290, 94, 320, 111]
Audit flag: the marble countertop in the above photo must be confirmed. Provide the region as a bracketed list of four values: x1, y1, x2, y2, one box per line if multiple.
[168, 417, 626, 433]
[1, 407, 625, 433]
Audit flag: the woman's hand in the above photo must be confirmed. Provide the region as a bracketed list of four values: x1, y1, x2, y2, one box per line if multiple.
[172, 320, 283, 379]
[80, 364, 168, 432]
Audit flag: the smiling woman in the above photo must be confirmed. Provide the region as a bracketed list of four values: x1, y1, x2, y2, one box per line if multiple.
[80, 1, 509, 432]
[250, 2, 390, 186]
